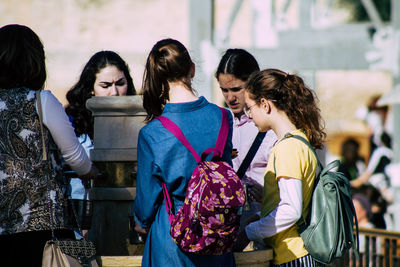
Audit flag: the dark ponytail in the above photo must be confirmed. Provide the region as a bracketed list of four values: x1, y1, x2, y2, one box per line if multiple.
[215, 48, 259, 82]
[142, 38, 193, 121]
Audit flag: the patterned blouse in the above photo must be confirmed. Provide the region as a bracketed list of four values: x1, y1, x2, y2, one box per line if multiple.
[0, 87, 71, 235]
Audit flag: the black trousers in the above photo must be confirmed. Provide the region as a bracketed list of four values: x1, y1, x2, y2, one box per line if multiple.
[0, 229, 75, 267]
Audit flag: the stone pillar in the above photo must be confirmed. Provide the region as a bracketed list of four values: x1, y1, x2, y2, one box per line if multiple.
[86, 95, 146, 256]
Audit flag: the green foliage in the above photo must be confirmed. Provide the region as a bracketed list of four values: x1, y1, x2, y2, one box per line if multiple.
[338, 0, 391, 22]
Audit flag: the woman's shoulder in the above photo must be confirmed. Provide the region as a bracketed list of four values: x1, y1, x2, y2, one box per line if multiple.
[275, 131, 312, 155]
[206, 103, 233, 122]
[138, 118, 170, 144]
[39, 89, 55, 97]
[39, 89, 60, 103]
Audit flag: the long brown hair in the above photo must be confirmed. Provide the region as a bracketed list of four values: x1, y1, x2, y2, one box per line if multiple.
[142, 38, 193, 122]
[246, 69, 326, 149]
[65, 50, 136, 139]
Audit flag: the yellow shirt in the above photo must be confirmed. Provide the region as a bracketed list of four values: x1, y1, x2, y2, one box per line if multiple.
[261, 130, 317, 264]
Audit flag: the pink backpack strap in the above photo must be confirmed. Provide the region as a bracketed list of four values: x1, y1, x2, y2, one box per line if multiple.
[162, 183, 174, 224]
[156, 116, 201, 163]
[214, 107, 229, 157]
[201, 107, 229, 159]
[156, 108, 229, 161]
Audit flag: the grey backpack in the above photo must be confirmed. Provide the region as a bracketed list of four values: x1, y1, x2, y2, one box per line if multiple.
[281, 134, 359, 264]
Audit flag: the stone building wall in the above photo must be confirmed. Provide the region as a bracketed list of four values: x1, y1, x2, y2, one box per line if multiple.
[1, 0, 392, 160]
[0, 0, 188, 103]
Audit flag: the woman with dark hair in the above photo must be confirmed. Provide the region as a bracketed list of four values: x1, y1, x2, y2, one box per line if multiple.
[338, 138, 366, 181]
[216, 49, 277, 250]
[0, 24, 97, 266]
[65, 50, 136, 140]
[234, 69, 326, 266]
[65, 50, 136, 238]
[134, 38, 235, 266]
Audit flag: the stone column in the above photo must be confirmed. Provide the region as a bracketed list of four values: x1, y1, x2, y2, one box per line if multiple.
[86, 95, 146, 256]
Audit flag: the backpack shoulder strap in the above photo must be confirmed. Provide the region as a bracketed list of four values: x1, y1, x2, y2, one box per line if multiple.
[236, 131, 267, 179]
[280, 133, 324, 172]
[214, 107, 229, 157]
[156, 107, 229, 162]
[155, 116, 201, 163]
[274, 133, 322, 227]
[199, 107, 229, 160]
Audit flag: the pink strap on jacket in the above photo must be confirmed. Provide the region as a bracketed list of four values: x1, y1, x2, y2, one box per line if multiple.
[155, 107, 229, 223]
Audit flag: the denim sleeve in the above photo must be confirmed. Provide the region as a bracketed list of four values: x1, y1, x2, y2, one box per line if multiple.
[134, 129, 162, 229]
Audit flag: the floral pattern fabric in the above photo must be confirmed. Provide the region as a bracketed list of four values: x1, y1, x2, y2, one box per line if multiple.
[0, 87, 69, 235]
[170, 160, 245, 254]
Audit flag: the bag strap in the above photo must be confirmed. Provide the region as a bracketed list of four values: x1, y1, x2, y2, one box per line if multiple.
[64, 170, 91, 233]
[37, 90, 56, 240]
[155, 107, 229, 162]
[155, 117, 201, 162]
[37, 91, 86, 238]
[272, 133, 321, 228]
[162, 183, 174, 224]
[236, 131, 266, 179]
[37, 90, 47, 161]
[282, 133, 323, 170]
[213, 107, 229, 158]
[273, 132, 323, 187]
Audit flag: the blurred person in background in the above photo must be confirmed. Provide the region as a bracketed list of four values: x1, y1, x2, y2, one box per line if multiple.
[350, 132, 393, 206]
[352, 193, 378, 265]
[355, 95, 391, 157]
[65, 50, 136, 238]
[215, 49, 277, 250]
[352, 184, 388, 229]
[353, 193, 374, 229]
[0, 24, 98, 267]
[338, 138, 366, 181]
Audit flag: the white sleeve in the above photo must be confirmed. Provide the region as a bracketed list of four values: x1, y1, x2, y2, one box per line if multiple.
[245, 178, 302, 241]
[37, 90, 92, 175]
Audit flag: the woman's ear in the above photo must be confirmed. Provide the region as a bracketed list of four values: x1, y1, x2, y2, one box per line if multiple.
[260, 98, 271, 114]
[190, 63, 195, 78]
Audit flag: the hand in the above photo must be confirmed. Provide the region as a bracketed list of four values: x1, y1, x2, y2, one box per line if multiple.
[232, 230, 250, 252]
[247, 183, 263, 203]
[350, 171, 371, 188]
[232, 149, 238, 159]
[134, 223, 148, 241]
[82, 229, 89, 240]
[134, 223, 147, 234]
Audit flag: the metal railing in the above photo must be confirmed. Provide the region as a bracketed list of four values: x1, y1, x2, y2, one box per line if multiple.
[330, 227, 400, 267]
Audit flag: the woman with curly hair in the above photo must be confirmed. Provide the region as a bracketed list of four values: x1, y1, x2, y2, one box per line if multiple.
[65, 50, 136, 237]
[65, 50, 136, 140]
[233, 69, 326, 267]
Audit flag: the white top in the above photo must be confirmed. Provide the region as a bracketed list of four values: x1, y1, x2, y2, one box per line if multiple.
[35, 90, 92, 175]
[245, 178, 302, 240]
[232, 113, 277, 185]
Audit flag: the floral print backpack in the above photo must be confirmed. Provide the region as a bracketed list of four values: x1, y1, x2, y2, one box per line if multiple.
[156, 108, 245, 255]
